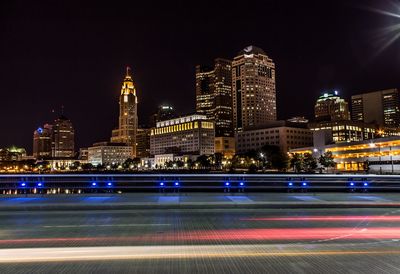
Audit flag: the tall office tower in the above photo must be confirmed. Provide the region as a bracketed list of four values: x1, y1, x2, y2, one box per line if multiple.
[111, 67, 138, 157]
[314, 91, 350, 122]
[232, 46, 276, 131]
[149, 104, 176, 127]
[136, 128, 151, 158]
[196, 58, 233, 137]
[52, 115, 75, 158]
[351, 89, 400, 127]
[33, 124, 53, 159]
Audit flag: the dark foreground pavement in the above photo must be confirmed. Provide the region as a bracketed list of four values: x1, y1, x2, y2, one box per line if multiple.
[1, 194, 400, 273]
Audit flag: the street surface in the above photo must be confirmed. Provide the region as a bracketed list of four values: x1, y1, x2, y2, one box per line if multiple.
[0, 195, 400, 273]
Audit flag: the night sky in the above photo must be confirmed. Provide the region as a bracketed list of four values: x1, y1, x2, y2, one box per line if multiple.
[1, 0, 400, 153]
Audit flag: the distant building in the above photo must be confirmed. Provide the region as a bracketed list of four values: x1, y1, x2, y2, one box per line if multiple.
[232, 46, 276, 131]
[149, 104, 176, 127]
[33, 124, 53, 159]
[0, 146, 27, 161]
[287, 116, 309, 123]
[196, 58, 235, 157]
[196, 58, 233, 137]
[235, 121, 313, 154]
[111, 67, 138, 157]
[150, 114, 215, 156]
[136, 128, 151, 158]
[309, 120, 376, 143]
[88, 142, 133, 166]
[52, 115, 75, 158]
[78, 148, 88, 161]
[290, 136, 400, 174]
[351, 89, 400, 127]
[314, 92, 350, 122]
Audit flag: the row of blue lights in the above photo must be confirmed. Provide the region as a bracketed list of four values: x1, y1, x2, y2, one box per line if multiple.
[20, 182, 44, 187]
[288, 182, 308, 187]
[159, 181, 180, 187]
[224, 182, 245, 187]
[349, 182, 369, 187]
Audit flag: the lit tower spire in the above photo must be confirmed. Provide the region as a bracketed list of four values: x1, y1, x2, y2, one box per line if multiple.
[111, 66, 139, 157]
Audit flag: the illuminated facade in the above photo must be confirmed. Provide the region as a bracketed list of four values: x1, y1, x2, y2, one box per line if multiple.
[88, 142, 133, 166]
[196, 58, 233, 137]
[351, 89, 400, 127]
[235, 121, 313, 154]
[309, 121, 376, 143]
[52, 115, 75, 158]
[136, 128, 151, 158]
[0, 147, 27, 161]
[150, 114, 215, 156]
[111, 67, 138, 157]
[33, 124, 53, 159]
[314, 92, 350, 122]
[196, 58, 235, 157]
[149, 104, 175, 127]
[290, 137, 400, 174]
[232, 46, 276, 131]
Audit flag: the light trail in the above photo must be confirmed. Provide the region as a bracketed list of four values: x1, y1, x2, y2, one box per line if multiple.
[241, 216, 400, 222]
[1, 227, 400, 245]
[0, 245, 399, 263]
[42, 224, 171, 228]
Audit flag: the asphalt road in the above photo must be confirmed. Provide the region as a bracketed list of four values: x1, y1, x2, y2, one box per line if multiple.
[1, 207, 400, 273]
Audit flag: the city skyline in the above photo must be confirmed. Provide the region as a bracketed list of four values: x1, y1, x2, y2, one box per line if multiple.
[2, 1, 400, 151]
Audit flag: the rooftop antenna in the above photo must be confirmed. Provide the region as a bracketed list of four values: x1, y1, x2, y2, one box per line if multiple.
[126, 66, 131, 77]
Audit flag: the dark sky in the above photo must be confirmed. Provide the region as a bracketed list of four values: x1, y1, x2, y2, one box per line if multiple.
[1, 0, 400, 152]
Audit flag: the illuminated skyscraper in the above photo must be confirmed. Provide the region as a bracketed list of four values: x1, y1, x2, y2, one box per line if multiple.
[196, 58, 233, 137]
[314, 91, 350, 122]
[232, 46, 276, 131]
[149, 104, 176, 127]
[351, 89, 400, 127]
[111, 67, 138, 157]
[196, 58, 235, 157]
[52, 115, 75, 158]
[33, 124, 53, 159]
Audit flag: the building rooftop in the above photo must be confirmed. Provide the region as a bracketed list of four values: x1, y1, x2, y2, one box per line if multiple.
[156, 114, 209, 128]
[238, 45, 266, 56]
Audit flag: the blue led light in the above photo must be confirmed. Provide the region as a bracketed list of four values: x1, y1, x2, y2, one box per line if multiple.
[288, 182, 293, 186]
[174, 182, 179, 186]
[302, 182, 307, 186]
[21, 183, 26, 187]
[37, 183, 43, 187]
[350, 182, 354, 186]
[225, 182, 230, 186]
[239, 182, 244, 186]
[364, 182, 368, 187]
[160, 182, 165, 186]
[92, 182, 97, 186]
[107, 182, 112, 186]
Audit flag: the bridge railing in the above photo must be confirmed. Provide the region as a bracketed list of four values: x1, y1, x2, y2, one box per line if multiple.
[0, 174, 400, 193]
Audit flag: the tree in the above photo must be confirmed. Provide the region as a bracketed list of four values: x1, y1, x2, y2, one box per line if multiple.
[69, 161, 81, 171]
[211, 153, 223, 169]
[303, 153, 317, 173]
[123, 158, 135, 170]
[289, 153, 303, 173]
[196, 155, 211, 169]
[318, 151, 335, 173]
[81, 163, 93, 171]
[258, 145, 288, 171]
[165, 161, 174, 169]
[176, 160, 184, 168]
